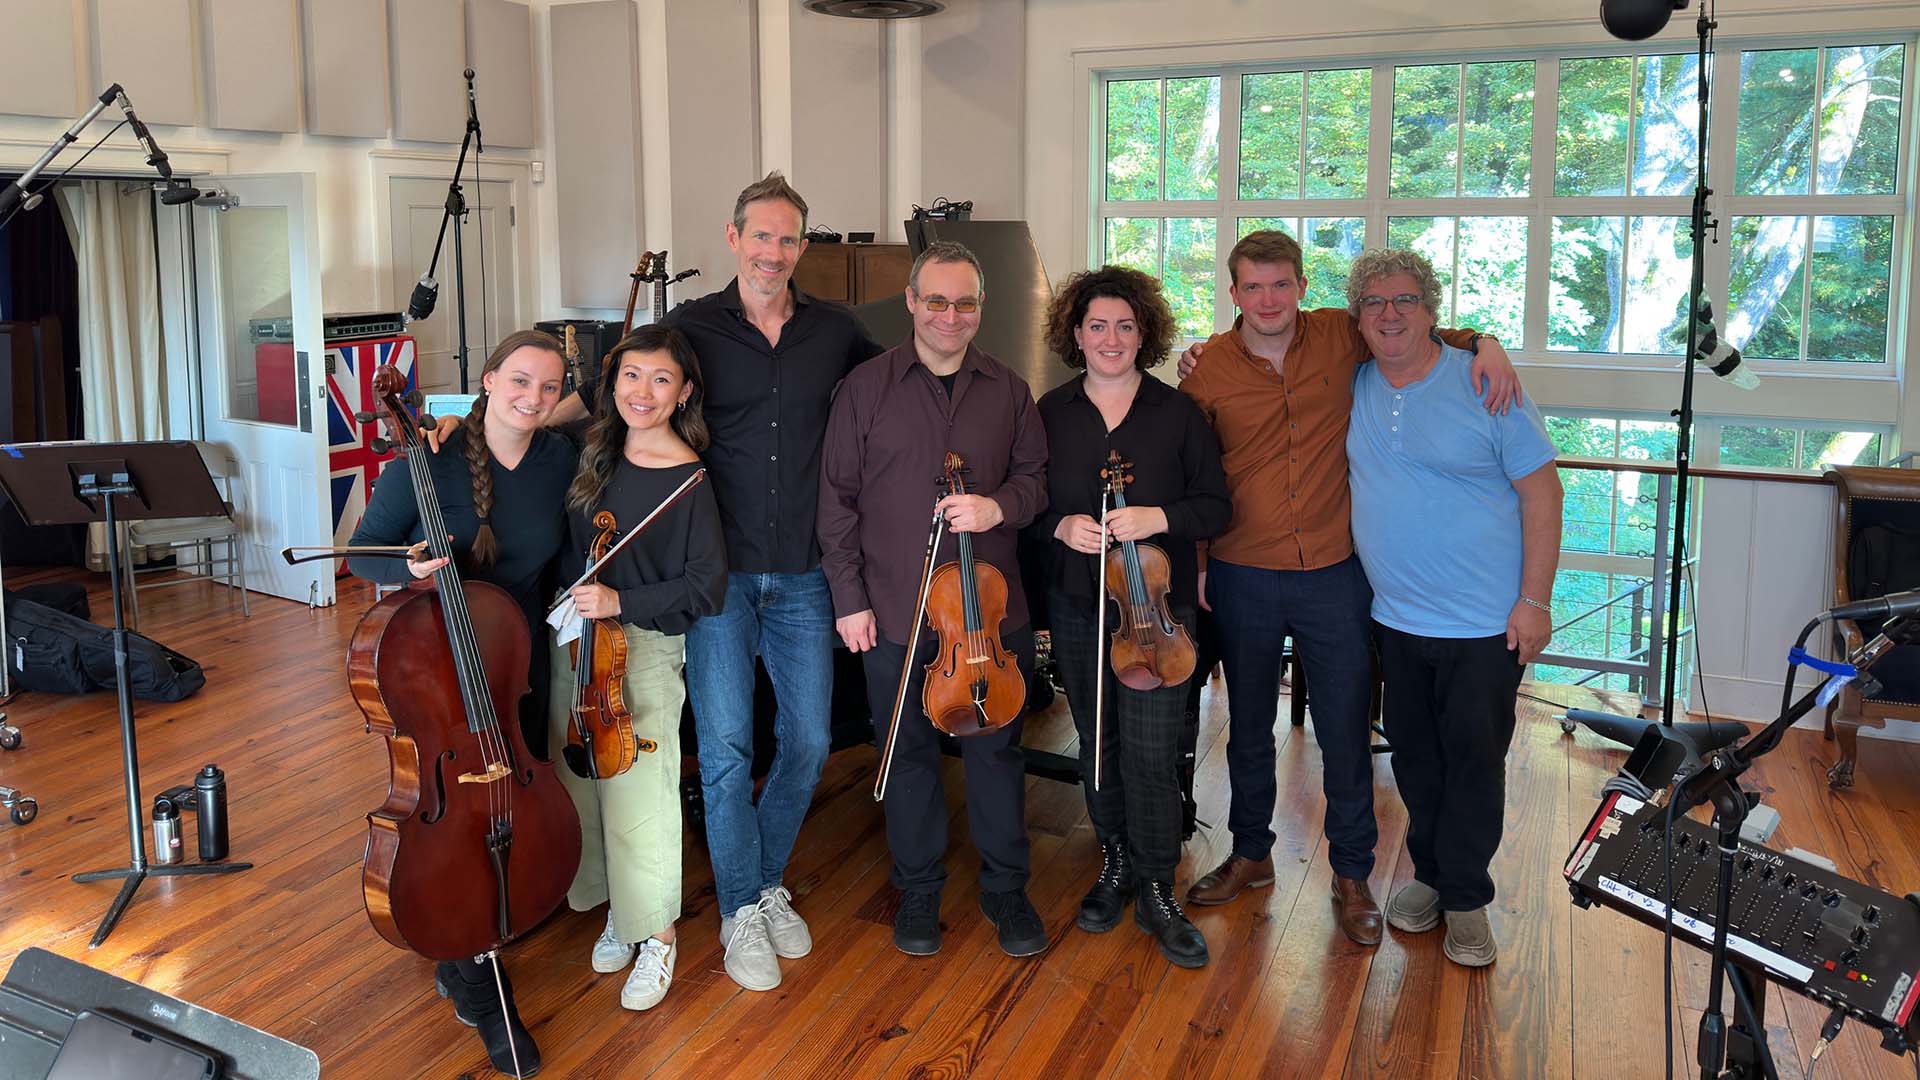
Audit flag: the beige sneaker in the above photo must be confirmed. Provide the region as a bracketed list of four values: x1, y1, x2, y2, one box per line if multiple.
[760, 885, 812, 959]
[1442, 907, 1497, 967]
[1385, 881, 1441, 933]
[591, 911, 635, 973]
[720, 900, 782, 991]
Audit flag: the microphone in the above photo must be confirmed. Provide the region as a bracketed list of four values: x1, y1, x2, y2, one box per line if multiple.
[159, 183, 202, 206]
[1825, 588, 1920, 623]
[114, 88, 173, 181]
[405, 274, 439, 324]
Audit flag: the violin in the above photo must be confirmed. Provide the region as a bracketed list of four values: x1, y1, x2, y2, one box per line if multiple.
[562, 510, 645, 781]
[921, 451, 1026, 735]
[1098, 450, 1197, 691]
[348, 364, 581, 961]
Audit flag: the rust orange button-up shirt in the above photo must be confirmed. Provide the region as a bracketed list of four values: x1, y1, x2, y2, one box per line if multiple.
[1179, 308, 1475, 572]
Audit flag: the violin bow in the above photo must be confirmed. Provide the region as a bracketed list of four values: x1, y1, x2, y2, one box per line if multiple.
[1093, 488, 1111, 793]
[874, 494, 947, 803]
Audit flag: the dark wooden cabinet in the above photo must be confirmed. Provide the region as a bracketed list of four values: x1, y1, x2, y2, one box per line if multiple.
[793, 242, 911, 304]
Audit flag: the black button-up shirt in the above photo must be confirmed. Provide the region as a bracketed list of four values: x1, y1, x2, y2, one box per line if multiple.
[661, 278, 883, 574]
[1035, 372, 1231, 612]
[818, 340, 1050, 646]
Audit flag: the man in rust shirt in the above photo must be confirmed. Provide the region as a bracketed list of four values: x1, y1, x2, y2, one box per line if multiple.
[1178, 230, 1518, 946]
[818, 240, 1051, 961]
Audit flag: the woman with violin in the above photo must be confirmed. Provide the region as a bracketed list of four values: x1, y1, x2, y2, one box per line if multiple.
[348, 328, 577, 1077]
[1035, 265, 1230, 968]
[550, 323, 726, 1012]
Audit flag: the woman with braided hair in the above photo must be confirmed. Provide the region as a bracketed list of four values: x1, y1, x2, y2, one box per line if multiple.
[347, 327, 575, 1077]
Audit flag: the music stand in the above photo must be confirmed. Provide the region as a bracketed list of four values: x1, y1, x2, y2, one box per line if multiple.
[0, 441, 252, 948]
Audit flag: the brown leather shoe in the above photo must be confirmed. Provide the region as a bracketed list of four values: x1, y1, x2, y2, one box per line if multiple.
[1331, 876, 1383, 946]
[1185, 855, 1275, 906]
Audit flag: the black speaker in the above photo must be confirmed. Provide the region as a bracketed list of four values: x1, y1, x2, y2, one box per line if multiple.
[534, 318, 626, 395]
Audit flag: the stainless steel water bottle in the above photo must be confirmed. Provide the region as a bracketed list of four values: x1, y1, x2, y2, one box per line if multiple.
[151, 795, 182, 865]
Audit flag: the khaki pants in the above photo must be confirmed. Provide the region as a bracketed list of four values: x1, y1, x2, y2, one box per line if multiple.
[548, 625, 685, 944]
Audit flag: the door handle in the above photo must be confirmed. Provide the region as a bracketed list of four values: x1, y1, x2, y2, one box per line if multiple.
[296, 350, 312, 433]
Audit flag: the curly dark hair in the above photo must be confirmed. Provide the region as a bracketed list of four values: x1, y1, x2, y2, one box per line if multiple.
[566, 324, 710, 513]
[1043, 265, 1176, 371]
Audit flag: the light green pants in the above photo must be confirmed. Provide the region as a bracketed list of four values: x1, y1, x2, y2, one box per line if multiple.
[548, 625, 685, 944]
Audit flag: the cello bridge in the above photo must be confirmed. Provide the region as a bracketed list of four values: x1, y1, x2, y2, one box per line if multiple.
[456, 762, 510, 785]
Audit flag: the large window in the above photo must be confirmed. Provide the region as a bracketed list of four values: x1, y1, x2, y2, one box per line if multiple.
[1096, 40, 1910, 363]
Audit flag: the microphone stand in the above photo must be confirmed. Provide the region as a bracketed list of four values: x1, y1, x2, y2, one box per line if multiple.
[1666, 613, 1918, 1078]
[417, 69, 484, 392]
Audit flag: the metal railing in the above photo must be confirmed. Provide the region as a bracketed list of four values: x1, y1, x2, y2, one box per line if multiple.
[1531, 469, 1688, 706]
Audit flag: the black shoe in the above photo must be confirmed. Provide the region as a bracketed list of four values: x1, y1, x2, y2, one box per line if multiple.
[1135, 879, 1209, 969]
[980, 889, 1049, 957]
[1076, 840, 1135, 933]
[893, 890, 943, 956]
[435, 958, 542, 1077]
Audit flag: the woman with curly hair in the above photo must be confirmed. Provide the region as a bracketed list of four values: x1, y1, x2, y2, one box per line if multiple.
[550, 323, 726, 1014]
[349, 327, 576, 1076]
[1034, 265, 1231, 967]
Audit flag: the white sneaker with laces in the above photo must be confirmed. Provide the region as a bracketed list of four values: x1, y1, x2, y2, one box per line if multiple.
[760, 885, 812, 959]
[620, 938, 675, 1011]
[591, 911, 636, 973]
[719, 900, 781, 991]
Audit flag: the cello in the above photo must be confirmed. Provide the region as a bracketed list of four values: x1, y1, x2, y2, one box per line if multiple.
[348, 364, 582, 961]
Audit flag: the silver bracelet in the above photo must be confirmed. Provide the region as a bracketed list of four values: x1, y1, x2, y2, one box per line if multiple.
[1518, 595, 1551, 613]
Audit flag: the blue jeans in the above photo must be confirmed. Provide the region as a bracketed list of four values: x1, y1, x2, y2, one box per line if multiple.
[1206, 556, 1378, 881]
[684, 569, 835, 913]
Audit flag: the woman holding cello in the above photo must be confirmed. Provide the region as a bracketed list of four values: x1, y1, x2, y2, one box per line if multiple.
[1036, 266, 1231, 968]
[550, 323, 726, 1012]
[348, 328, 578, 1076]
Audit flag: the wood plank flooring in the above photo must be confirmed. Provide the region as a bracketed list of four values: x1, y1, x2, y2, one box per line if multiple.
[1, 570, 1917, 1078]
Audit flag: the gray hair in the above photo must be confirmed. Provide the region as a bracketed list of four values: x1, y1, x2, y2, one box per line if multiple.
[1346, 248, 1443, 319]
[909, 240, 986, 298]
[731, 171, 808, 234]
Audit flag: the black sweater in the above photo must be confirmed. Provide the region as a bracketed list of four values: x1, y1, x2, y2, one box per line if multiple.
[347, 427, 577, 631]
[561, 459, 728, 636]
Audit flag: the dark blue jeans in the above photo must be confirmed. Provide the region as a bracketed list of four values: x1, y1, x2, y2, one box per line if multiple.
[683, 569, 836, 914]
[1206, 556, 1377, 881]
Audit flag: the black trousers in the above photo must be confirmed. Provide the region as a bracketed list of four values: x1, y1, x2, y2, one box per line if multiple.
[863, 624, 1035, 896]
[1375, 623, 1524, 911]
[1050, 592, 1189, 882]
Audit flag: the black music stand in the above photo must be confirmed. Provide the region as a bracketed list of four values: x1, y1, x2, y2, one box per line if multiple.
[0, 442, 252, 948]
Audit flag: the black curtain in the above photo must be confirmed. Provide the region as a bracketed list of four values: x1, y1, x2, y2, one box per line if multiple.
[0, 182, 88, 567]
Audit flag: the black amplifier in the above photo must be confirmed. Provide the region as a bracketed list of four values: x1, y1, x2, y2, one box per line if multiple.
[1565, 790, 1920, 1048]
[245, 313, 408, 344]
[534, 319, 626, 395]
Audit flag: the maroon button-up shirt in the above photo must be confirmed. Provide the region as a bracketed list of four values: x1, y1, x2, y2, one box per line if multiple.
[817, 339, 1049, 646]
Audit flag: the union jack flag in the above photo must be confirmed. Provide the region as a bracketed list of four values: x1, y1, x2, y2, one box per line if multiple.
[327, 336, 417, 552]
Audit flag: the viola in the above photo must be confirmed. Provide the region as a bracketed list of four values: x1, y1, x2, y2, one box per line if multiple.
[348, 364, 581, 961]
[1098, 450, 1197, 691]
[921, 451, 1026, 735]
[562, 510, 643, 780]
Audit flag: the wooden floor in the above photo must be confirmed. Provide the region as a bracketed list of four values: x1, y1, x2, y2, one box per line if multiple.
[2, 570, 1918, 1079]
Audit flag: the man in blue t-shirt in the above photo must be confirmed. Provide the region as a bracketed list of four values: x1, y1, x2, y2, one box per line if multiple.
[1343, 249, 1564, 969]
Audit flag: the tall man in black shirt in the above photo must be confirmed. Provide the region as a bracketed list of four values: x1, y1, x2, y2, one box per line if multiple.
[580, 173, 884, 992]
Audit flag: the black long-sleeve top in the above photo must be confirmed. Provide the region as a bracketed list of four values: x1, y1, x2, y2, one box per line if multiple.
[1035, 372, 1232, 612]
[643, 279, 885, 575]
[559, 459, 728, 636]
[348, 427, 577, 632]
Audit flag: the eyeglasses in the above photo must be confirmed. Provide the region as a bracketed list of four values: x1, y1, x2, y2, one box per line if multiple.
[1356, 294, 1425, 316]
[915, 294, 981, 314]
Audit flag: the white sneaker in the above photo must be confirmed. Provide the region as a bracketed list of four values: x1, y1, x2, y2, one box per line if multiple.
[591, 912, 636, 973]
[760, 885, 813, 959]
[620, 938, 675, 1011]
[719, 900, 782, 991]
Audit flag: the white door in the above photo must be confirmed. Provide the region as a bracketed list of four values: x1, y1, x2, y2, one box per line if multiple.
[191, 173, 333, 607]
[387, 176, 517, 396]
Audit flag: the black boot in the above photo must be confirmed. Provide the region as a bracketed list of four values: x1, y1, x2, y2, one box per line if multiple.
[1076, 840, 1135, 933]
[1135, 879, 1209, 969]
[435, 957, 542, 1077]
